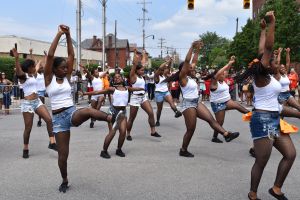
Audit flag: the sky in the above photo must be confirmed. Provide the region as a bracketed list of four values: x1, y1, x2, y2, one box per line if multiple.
[0, 0, 252, 59]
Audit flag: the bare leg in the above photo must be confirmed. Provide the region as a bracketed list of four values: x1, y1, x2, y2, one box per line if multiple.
[35, 105, 55, 144]
[156, 102, 163, 124]
[55, 132, 70, 184]
[181, 108, 197, 152]
[126, 106, 139, 136]
[287, 96, 300, 111]
[141, 100, 156, 134]
[226, 99, 249, 114]
[212, 110, 225, 140]
[71, 107, 110, 127]
[23, 112, 34, 150]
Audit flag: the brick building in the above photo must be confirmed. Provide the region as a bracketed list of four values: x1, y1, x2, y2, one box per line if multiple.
[81, 34, 130, 69]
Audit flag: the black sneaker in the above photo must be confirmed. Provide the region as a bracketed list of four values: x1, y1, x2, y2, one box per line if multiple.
[151, 132, 161, 137]
[126, 135, 132, 141]
[37, 120, 42, 127]
[155, 121, 160, 127]
[224, 132, 240, 142]
[268, 188, 288, 200]
[249, 147, 256, 158]
[48, 143, 58, 151]
[211, 137, 223, 143]
[174, 110, 182, 118]
[179, 149, 194, 157]
[116, 149, 125, 157]
[90, 121, 94, 128]
[59, 182, 69, 193]
[100, 150, 111, 159]
[23, 149, 29, 159]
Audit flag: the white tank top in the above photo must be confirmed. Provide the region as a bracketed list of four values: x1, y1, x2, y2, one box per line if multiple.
[112, 88, 129, 107]
[92, 77, 103, 91]
[210, 81, 231, 103]
[279, 75, 290, 92]
[181, 77, 199, 99]
[155, 75, 168, 92]
[253, 76, 281, 112]
[36, 73, 45, 91]
[46, 76, 74, 110]
[22, 74, 37, 97]
[132, 76, 145, 94]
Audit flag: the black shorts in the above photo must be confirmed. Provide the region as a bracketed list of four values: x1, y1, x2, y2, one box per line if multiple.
[171, 90, 180, 99]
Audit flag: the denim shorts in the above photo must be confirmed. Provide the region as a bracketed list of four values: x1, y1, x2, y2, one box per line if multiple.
[155, 91, 171, 103]
[250, 111, 280, 140]
[210, 101, 228, 113]
[278, 91, 292, 104]
[21, 98, 43, 113]
[37, 90, 46, 97]
[181, 98, 199, 112]
[91, 94, 104, 101]
[52, 106, 77, 133]
[129, 94, 148, 107]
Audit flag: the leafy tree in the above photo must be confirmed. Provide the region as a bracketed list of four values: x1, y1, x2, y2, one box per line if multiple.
[0, 57, 25, 80]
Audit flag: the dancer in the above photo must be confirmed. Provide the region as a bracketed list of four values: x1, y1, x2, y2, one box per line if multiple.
[44, 25, 114, 193]
[206, 56, 249, 143]
[274, 47, 300, 111]
[79, 64, 107, 128]
[36, 53, 47, 127]
[164, 41, 239, 157]
[154, 58, 182, 126]
[237, 12, 296, 200]
[11, 49, 57, 159]
[126, 50, 161, 141]
[81, 73, 145, 158]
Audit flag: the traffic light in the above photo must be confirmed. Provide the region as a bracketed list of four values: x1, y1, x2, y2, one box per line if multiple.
[243, 0, 250, 9]
[187, 0, 194, 10]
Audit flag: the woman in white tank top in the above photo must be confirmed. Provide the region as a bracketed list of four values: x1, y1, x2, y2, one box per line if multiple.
[165, 41, 239, 158]
[44, 25, 113, 193]
[208, 56, 250, 143]
[79, 64, 107, 128]
[273, 47, 300, 111]
[10, 48, 57, 159]
[126, 50, 161, 140]
[238, 13, 300, 200]
[36, 56, 47, 127]
[154, 59, 182, 126]
[81, 73, 145, 159]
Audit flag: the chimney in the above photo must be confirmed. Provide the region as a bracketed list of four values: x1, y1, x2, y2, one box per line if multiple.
[108, 34, 113, 48]
[92, 35, 97, 48]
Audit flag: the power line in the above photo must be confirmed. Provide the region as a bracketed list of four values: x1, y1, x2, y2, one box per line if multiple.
[137, 0, 152, 49]
[157, 38, 166, 58]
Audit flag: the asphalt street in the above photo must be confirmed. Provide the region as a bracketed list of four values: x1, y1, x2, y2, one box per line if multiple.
[0, 101, 299, 200]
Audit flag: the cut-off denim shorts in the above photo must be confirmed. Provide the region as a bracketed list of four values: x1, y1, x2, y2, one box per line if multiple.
[278, 91, 292, 104]
[250, 110, 280, 140]
[129, 94, 148, 107]
[21, 98, 43, 113]
[155, 91, 171, 103]
[210, 101, 228, 113]
[181, 98, 199, 112]
[37, 90, 46, 97]
[52, 106, 77, 134]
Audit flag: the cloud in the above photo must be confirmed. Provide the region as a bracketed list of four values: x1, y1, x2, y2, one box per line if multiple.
[82, 17, 96, 26]
[149, 0, 252, 58]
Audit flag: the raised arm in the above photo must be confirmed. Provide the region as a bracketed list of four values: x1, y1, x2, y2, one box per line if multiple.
[141, 50, 148, 67]
[261, 11, 275, 68]
[129, 50, 141, 84]
[258, 19, 267, 55]
[154, 61, 169, 83]
[179, 41, 201, 87]
[44, 26, 65, 86]
[11, 48, 26, 81]
[285, 48, 291, 72]
[273, 48, 282, 80]
[79, 64, 93, 81]
[215, 56, 236, 80]
[64, 26, 75, 79]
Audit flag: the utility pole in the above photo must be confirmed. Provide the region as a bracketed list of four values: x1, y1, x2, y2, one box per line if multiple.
[114, 20, 117, 69]
[236, 17, 239, 35]
[137, 0, 151, 49]
[100, 0, 107, 70]
[76, 0, 81, 71]
[157, 38, 166, 58]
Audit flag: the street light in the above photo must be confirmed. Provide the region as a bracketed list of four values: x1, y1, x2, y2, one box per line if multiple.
[144, 34, 155, 49]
